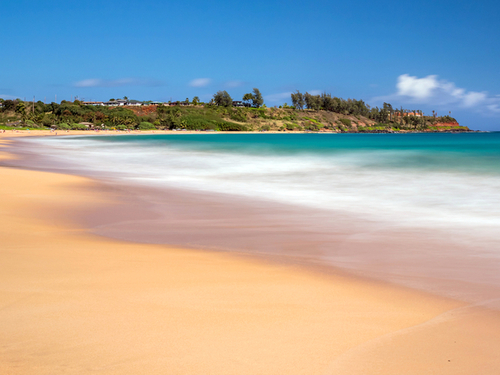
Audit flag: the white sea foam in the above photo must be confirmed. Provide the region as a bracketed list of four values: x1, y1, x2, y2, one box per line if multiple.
[24, 135, 500, 234]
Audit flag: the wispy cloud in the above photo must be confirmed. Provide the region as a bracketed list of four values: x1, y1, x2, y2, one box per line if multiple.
[0, 93, 17, 99]
[0, 88, 16, 99]
[224, 80, 245, 89]
[264, 92, 292, 104]
[74, 78, 164, 88]
[376, 74, 500, 115]
[189, 78, 211, 88]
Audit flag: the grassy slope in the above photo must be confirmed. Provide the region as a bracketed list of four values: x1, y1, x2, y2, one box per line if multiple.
[130, 105, 469, 132]
[0, 106, 470, 132]
[202, 106, 469, 132]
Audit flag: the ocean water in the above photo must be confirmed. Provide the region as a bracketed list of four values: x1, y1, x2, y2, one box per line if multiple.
[15, 132, 500, 303]
[24, 132, 500, 231]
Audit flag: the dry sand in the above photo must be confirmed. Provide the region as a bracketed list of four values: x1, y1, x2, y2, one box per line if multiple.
[0, 129, 266, 138]
[1, 133, 500, 374]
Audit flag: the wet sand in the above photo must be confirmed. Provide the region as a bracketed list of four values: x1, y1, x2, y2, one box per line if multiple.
[7, 133, 500, 308]
[2, 134, 500, 374]
[74, 182, 500, 307]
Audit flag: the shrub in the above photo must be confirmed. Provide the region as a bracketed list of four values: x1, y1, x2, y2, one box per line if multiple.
[180, 115, 218, 130]
[57, 123, 71, 130]
[230, 109, 247, 122]
[70, 123, 87, 130]
[439, 115, 457, 123]
[286, 123, 295, 131]
[218, 121, 247, 131]
[303, 116, 318, 123]
[339, 118, 351, 127]
[41, 115, 55, 127]
[138, 121, 156, 130]
[255, 109, 268, 119]
[305, 123, 319, 131]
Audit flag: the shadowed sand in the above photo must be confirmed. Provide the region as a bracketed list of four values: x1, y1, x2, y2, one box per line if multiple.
[1, 137, 500, 374]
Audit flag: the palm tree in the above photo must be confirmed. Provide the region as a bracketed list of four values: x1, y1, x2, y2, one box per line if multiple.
[15, 102, 29, 123]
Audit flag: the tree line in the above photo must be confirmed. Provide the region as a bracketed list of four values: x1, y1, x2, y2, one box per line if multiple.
[212, 88, 264, 108]
[0, 88, 457, 131]
[289, 91, 456, 126]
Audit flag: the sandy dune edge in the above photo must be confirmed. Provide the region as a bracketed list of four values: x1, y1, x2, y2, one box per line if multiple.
[0, 143, 499, 374]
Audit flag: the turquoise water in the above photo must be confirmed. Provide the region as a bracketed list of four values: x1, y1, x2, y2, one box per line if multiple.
[86, 132, 500, 174]
[26, 132, 500, 229]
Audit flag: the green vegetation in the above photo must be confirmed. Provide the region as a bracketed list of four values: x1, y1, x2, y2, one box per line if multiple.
[138, 122, 155, 130]
[339, 118, 351, 127]
[57, 123, 70, 130]
[243, 88, 264, 108]
[290, 91, 305, 110]
[0, 88, 468, 133]
[212, 91, 233, 107]
[70, 123, 88, 130]
[230, 109, 248, 122]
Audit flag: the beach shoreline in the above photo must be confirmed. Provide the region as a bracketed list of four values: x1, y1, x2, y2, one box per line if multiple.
[5, 132, 500, 307]
[2, 132, 500, 374]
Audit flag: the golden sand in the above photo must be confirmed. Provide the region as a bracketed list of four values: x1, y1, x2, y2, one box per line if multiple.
[1, 135, 500, 374]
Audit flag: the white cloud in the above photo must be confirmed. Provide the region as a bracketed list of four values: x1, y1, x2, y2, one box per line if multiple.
[75, 78, 103, 87]
[396, 74, 439, 99]
[225, 80, 244, 88]
[189, 78, 211, 87]
[487, 103, 500, 113]
[378, 74, 500, 115]
[462, 91, 487, 107]
[74, 78, 163, 88]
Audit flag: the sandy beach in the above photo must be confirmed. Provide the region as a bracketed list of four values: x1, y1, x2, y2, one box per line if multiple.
[2, 132, 500, 374]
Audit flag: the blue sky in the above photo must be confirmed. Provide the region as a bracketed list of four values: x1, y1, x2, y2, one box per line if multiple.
[1, 0, 499, 130]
